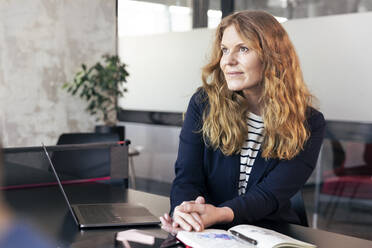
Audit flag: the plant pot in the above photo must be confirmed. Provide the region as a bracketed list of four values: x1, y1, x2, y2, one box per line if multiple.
[95, 125, 125, 141]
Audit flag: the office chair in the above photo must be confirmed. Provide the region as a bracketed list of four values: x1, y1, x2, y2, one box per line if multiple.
[290, 190, 309, 227]
[1, 141, 129, 189]
[52, 132, 120, 179]
[321, 141, 372, 225]
[316, 121, 372, 226]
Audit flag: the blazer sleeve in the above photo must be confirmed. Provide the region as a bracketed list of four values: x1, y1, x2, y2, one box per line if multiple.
[219, 110, 326, 225]
[170, 91, 207, 214]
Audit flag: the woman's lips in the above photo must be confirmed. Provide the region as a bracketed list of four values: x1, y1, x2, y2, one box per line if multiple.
[226, 71, 243, 77]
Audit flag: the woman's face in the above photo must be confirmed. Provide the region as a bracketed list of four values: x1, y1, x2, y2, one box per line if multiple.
[220, 25, 263, 95]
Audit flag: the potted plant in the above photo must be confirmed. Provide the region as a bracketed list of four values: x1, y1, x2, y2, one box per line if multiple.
[63, 54, 129, 140]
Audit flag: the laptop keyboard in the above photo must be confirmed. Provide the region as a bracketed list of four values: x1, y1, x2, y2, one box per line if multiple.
[78, 205, 120, 222]
[77, 204, 152, 223]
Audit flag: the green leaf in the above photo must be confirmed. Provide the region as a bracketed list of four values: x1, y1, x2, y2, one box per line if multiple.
[62, 53, 129, 122]
[62, 82, 69, 89]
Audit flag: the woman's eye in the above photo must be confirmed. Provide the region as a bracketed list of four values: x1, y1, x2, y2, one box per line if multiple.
[221, 47, 228, 54]
[240, 46, 249, 52]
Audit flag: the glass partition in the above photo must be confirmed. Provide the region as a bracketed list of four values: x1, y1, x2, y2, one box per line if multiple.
[1, 142, 128, 189]
[310, 121, 372, 240]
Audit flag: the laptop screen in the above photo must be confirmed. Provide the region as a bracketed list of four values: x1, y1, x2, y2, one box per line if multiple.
[2, 141, 129, 189]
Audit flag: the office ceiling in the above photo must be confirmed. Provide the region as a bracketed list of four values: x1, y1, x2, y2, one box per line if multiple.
[132, 0, 372, 19]
[233, 0, 372, 19]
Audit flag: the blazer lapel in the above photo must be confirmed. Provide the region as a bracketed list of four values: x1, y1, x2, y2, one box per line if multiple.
[246, 151, 273, 189]
[231, 153, 241, 194]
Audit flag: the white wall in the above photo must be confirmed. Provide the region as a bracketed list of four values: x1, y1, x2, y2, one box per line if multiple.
[119, 28, 214, 113]
[119, 12, 372, 122]
[284, 12, 372, 122]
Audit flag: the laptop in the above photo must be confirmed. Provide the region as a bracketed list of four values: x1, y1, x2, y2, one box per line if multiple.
[42, 143, 161, 228]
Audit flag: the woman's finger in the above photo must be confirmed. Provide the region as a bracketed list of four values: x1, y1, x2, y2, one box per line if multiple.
[182, 203, 205, 214]
[191, 212, 204, 231]
[181, 200, 195, 206]
[174, 211, 201, 231]
[195, 196, 205, 204]
[164, 213, 172, 222]
[160, 216, 169, 226]
[161, 223, 176, 234]
[160, 216, 181, 235]
[173, 213, 193, 231]
[163, 224, 181, 235]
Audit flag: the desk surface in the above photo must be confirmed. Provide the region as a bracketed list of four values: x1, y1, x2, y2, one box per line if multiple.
[4, 183, 372, 248]
[4, 183, 169, 247]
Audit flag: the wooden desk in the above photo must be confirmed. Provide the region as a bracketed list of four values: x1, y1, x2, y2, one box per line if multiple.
[4, 183, 372, 248]
[4, 183, 169, 247]
[259, 221, 372, 248]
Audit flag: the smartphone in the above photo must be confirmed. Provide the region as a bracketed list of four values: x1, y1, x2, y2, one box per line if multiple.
[160, 234, 184, 248]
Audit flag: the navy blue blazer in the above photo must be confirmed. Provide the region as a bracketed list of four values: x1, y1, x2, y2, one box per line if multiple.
[170, 89, 326, 226]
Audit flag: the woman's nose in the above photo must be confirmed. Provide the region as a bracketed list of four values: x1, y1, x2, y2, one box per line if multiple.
[224, 51, 238, 65]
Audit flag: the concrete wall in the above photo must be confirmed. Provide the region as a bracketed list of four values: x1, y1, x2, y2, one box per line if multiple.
[0, 0, 116, 147]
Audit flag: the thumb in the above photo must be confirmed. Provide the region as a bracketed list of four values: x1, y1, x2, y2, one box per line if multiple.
[195, 196, 205, 204]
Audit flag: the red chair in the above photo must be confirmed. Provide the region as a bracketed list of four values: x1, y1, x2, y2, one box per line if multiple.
[321, 141, 372, 224]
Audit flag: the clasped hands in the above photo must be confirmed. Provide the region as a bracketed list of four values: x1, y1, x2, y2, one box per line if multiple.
[160, 196, 234, 235]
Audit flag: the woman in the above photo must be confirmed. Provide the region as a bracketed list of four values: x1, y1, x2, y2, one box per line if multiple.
[160, 10, 325, 233]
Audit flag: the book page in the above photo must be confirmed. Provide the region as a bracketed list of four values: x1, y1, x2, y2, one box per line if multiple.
[229, 225, 316, 248]
[177, 229, 253, 248]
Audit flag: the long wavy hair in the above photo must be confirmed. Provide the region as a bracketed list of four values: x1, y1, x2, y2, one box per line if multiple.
[201, 10, 314, 160]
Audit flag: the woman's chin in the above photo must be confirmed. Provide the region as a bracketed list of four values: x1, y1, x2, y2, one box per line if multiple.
[227, 84, 243, 92]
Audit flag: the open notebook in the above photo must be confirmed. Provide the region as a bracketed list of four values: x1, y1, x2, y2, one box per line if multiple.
[177, 224, 316, 248]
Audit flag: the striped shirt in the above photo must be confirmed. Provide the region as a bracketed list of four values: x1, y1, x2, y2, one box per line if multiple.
[238, 112, 264, 195]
